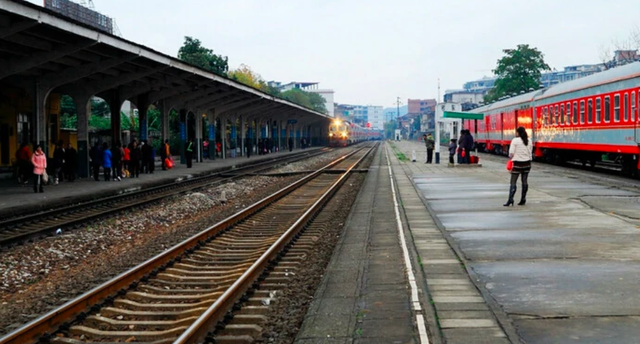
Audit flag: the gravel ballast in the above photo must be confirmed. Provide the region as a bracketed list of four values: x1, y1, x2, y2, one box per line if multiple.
[0, 147, 358, 335]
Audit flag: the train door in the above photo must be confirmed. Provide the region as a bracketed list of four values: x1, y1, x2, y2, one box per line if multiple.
[500, 112, 504, 143]
[635, 91, 640, 144]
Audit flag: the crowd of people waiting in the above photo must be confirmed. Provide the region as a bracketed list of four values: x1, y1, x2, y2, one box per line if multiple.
[15, 136, 308, 193]
[14, 139, 173, 192]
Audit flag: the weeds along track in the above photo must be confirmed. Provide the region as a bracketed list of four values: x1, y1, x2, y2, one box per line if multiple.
[0, 143, 377, 344]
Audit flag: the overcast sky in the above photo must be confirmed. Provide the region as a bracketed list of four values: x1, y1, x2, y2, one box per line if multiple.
[27, 0, 640, 107]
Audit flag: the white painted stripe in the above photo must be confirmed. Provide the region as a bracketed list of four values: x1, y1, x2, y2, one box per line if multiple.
[416, 314, 430, 344]
[386, 146, 430, 344]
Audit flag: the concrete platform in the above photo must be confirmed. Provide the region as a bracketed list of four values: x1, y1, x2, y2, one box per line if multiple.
[295, 144, 425, 344]
[386, 139, 640, 343]
[0, 148, 323, 217]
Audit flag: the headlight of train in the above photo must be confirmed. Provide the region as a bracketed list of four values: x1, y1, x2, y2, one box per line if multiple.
[329, 133, 334, 137]
[341, 132, 347, 138]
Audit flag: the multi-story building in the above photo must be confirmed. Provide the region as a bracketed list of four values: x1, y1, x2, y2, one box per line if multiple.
[446, 63, 608, 107]
[408, 99, 437, 115]
[267, 81, 335, 117]
[334, 103, 385, 130]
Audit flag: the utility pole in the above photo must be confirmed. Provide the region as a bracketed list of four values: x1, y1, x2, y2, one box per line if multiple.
[435, 78, 441, 164]
[395, 96, 402, 129]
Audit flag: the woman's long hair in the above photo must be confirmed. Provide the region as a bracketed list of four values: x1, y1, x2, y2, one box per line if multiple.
[516, 126, 528, 145]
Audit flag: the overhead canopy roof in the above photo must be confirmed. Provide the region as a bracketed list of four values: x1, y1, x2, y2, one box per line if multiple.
[443, 111, 484, 120]
[0, 0, 330, 121]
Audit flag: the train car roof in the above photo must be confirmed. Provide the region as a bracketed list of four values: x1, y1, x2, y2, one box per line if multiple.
[469, 89, 542, 114]
[537, 62, 640, 100]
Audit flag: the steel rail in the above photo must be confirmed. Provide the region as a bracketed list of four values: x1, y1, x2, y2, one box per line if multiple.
[0, 146, 368, 344]
[173, 143, 375, 344]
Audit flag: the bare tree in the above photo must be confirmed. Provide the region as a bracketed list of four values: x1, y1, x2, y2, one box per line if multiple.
[601, 26, 640, 69]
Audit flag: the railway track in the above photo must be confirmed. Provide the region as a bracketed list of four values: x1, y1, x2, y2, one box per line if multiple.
[0, 143, 376, 344]
[0, 148, 333, 247]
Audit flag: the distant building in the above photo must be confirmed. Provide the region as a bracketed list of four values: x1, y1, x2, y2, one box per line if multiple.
[334, 103, 384, 130]
[383, 105, 408, 122]
[408, 99, 437, 115]
[267, 81, 335, 117]
[446, 63, 607, 107]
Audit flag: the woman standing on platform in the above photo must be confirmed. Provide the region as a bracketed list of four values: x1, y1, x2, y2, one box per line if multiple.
[31, 145, 46, 193]
[504, 126, 532, 206]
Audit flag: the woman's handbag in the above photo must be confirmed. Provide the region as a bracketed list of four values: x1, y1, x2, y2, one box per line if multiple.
[165, 158, 173, 169]
[506, 160, 513, 172]
[42, 170, 49, 184]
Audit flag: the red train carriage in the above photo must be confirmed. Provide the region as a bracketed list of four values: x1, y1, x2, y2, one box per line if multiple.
[468, 91, 538, 155]
[533, 62, 640, 172]
[468, 62, 640, 175]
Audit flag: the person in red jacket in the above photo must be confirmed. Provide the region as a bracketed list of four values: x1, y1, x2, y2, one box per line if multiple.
[122, 144, 131, 177]
[31, 145, 46, 193]
[16, 143, 31, 184]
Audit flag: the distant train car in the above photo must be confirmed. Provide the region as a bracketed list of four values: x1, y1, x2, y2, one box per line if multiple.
[328, 120, 368, 146]
[468, 62, 640, 176]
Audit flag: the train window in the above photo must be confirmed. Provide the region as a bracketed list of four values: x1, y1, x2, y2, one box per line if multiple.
[547, 107, 552, 126]
[554, 105, 559, 125]
[580, 100, 585, 124]
[587, 99, 593, 123]
[560, 104, 565, 124]
[624, 93, 629, 122]
[604, 96, 611, 122]
[596, 97, 601, 123]
[546, 107, 551, 126]
[573, 102, 578, 124]
[566, 103, 571, 125]
[542, 107, 548, 126]
[633, 92, 637, 122]
[614, 94, 620, 122]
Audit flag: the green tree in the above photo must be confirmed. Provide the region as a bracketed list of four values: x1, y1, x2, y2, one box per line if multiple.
[280, 88, 327, 114]
[228, 64, 263, 89]
[484, 44, 550, 103]
[306, 91, 328, 114]
[178, 36, 229, 75]
[384, 121, 397, 139]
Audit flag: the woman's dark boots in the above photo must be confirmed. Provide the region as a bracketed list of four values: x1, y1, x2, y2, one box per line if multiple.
[503, 185, 516, 206]
[518, 185, 528, 206]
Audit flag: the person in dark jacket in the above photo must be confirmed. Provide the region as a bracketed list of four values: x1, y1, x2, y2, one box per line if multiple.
[258, 139, 265, 155]
[102, 142, 112, 181]
[448, 139, 457, 164]
[246, 137, 253, 158]
[90, 142, 103, 181]
[288, 137, 293, 152]
[424, 133, 435, 164]
[464, 129, 474, 164]
[52, 140, 65, 184]
[141, 140, 152, 174]
[129, 141, 141, 178]
[457, 131, 465, 164]
[111, 142, 122, 181]
[185, 138, 194, 168]
[64, 143, 77, 182]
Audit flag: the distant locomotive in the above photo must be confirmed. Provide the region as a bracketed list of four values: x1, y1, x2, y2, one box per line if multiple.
[328, 120, 381, 146]
[467, 62, 640, 176]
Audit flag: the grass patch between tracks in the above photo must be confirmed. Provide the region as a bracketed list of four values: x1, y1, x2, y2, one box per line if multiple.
[390, 143, 409, 162]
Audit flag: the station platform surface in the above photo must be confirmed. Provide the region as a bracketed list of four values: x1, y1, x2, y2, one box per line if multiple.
[298, 139, 640, 343]
[0, 147, 322, 217]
